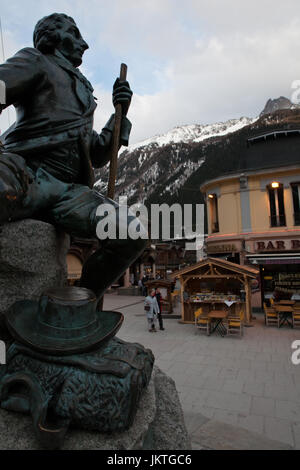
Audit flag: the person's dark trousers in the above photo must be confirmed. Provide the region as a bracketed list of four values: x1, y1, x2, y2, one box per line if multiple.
[157, 310, 164, 330]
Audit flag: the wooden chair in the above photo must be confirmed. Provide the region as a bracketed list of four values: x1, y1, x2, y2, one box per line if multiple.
[263, 302, 279, 327]
[292, 307, 300, 328]
[194, 307, 211, 336]
[226, 310, 243, 338]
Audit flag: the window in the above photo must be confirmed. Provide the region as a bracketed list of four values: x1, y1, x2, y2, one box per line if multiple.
[208, 193, 219, 233]
[291, 183, 300, 225]
[268, 183, 286, 227]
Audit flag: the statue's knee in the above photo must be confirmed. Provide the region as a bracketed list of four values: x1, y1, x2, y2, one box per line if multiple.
[121, 236, 147, 256]
[132, 236, 148, 253]
[0, 153, 31, 195]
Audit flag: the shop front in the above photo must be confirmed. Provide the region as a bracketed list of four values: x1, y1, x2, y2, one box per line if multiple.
[247, 236, 300, 305]
[247, 253, 300, 305]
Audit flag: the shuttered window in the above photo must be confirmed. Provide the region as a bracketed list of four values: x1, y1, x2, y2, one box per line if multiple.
[291, 183, 300, 225]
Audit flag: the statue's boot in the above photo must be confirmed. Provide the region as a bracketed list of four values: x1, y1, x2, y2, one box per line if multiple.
[79, 196, 148, 299]
[79, 237, 147, 299]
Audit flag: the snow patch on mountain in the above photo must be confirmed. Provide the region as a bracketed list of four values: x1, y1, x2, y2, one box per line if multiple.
[125, 116, 257, 153]
[194, 117, 257, 142]
[162, 159, 205, 196]
[95, 114, 258, 203]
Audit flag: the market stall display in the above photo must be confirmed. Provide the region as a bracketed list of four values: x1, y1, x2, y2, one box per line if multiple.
[170, 258, 259, 325]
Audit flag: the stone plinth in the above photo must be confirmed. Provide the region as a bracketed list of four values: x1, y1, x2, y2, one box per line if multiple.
[0, 219, 69, 339]
[0, 367, 191, 450]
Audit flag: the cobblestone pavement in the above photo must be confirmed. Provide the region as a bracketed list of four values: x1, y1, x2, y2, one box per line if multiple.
[103, 293, 300, 449]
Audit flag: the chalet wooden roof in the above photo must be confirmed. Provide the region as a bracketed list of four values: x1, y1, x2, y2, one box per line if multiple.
[169, 257, 259, 279]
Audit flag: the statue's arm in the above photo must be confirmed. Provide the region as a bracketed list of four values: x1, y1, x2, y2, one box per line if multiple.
[89, 114, 132, 168]
[0, 47, 44, 110]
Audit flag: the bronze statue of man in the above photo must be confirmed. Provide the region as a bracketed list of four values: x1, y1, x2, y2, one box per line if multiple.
[0, 13, 147, 298]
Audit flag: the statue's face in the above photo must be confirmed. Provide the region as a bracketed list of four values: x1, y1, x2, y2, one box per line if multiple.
[56, 18, 89, 67]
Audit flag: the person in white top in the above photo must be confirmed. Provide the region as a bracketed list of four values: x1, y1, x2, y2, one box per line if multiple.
[144, 289, 159, 332]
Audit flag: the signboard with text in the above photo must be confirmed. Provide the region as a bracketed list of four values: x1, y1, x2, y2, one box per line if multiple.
[207, 244, 238, 253]
[256, 239, 300, 252]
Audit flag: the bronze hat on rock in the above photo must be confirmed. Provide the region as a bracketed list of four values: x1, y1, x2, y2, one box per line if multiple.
[5, 286, 124, 355]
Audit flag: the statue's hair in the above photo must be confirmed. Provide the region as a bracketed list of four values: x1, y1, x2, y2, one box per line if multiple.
[33, 13, 76, 53]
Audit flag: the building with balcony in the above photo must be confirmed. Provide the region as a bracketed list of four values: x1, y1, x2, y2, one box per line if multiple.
[200, 129, 300, 307]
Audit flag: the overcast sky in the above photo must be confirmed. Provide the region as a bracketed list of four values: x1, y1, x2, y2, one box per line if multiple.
[1, 0, 300, 143]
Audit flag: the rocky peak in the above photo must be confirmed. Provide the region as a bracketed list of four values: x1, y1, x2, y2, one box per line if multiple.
[260, 96, 297, 117]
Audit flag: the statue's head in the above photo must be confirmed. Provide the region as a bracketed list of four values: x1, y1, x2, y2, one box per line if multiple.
[33, 13, 89, 67]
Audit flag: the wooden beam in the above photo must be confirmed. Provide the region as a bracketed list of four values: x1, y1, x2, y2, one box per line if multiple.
[247, 278, 252, 323]
[213, 267, 223, 276]
[182, 276, 191, 285]
[186, 275, 242, 279]
[184, 274, 244, 280]
[244, 275, 252, 324]
[180, 276, 184, 322]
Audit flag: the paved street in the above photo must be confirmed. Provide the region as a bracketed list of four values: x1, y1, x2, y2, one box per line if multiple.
[103, 293, 300, 449]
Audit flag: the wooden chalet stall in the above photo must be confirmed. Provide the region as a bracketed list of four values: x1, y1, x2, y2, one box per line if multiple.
[170, 258, 258, 325]
[145, 279, 173, 313]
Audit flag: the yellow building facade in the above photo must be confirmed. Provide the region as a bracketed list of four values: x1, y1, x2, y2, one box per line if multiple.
[200, 130, 300, 307]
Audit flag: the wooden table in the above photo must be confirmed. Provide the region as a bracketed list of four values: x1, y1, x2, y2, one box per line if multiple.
[207, 310, 228, 337]
[278, 300, 295, 305]
[275, 305, 293, 328]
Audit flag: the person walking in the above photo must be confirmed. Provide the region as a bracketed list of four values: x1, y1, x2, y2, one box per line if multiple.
[155, 288, 165, 331]
[141, 274, 148, 296]
[144, 289, 159, 332]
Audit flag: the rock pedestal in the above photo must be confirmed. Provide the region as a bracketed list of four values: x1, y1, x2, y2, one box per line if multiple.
[0, 219, 69, 339]
[0, 366, 191, 450]
[0, 219, 190, 450]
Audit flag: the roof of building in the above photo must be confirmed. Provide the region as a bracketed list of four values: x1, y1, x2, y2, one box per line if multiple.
[247, 129, 300, 144]
[169, 257, 259, 279]
[199, 123, 300, 189]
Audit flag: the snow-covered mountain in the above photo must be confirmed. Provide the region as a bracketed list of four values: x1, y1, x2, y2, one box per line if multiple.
[95, 116, 256, 203]
[126, 117, 255, 152]
[94, 97, 300, 206]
